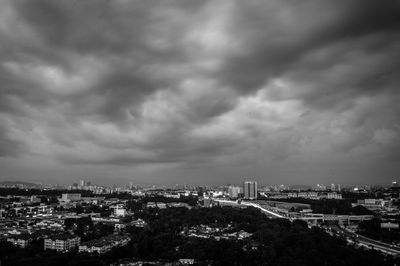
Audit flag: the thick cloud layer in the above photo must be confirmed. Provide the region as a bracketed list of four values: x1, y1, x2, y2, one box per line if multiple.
[0, 0, 399, 185]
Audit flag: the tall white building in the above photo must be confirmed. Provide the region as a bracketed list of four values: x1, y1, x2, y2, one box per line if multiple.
[243, 181, 257, 200]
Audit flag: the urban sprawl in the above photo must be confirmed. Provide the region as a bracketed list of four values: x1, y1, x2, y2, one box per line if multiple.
[1, 180, 400, 265]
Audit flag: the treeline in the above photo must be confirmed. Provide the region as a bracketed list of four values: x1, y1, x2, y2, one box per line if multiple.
[0, 188, 94, 197]
[1, 206, 397, 266]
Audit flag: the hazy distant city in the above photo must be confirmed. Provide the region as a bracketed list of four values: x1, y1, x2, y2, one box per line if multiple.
[1, 0, 400, 265]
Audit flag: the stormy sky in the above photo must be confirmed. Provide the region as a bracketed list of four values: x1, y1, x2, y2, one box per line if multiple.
[0, 0, 399, 186]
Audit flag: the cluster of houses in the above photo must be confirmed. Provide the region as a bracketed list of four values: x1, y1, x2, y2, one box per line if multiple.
[263, 191, 343, 200]
[6, 232, 81, 251]
[180, 224, 252, 241]
[0, 192, 137, 254]
[7, 232, 131, 253]
[146, 202, 192, 209]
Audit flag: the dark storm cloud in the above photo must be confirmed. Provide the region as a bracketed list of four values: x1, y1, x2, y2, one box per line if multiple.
[2, 0, 210, 121]
[217, 0, 400, 96]
[0, 123, 26, 157]
[0, 0, 399, 184]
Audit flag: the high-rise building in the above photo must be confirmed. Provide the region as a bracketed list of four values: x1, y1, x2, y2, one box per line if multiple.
[79, 180, 85, 187]
[228, 185, 241, 198]
[243, 181, 257, 200]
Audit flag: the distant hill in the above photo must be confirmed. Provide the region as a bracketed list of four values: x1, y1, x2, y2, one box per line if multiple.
[0, 180, 41, 188]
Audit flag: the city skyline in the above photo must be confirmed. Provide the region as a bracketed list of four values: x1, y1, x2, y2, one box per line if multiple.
[0, 0, 400, 186]
[0, 178, 391, 189]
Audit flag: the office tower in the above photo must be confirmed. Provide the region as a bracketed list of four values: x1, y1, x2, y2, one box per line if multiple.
[79, 179, 85, 187]
[243, 181, 257, 199]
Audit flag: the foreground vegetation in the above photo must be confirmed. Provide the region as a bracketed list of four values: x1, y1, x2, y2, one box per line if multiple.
[1, 206, 398, 266]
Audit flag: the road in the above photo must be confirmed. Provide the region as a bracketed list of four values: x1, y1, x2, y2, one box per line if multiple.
[331, 226, 400, 255]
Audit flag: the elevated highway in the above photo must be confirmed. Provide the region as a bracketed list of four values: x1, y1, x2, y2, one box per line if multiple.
[214, 199, 285, 218]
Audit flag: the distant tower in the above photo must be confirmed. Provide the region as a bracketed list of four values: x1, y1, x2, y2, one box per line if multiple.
[243, 181, 257, 200]
[79, 179, 85, 187]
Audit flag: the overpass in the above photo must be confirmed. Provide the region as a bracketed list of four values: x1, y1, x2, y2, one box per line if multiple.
[297, 213, 374, 223]
[240, 201, 285, 218]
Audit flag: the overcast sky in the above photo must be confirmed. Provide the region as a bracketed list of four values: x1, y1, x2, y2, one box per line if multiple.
[0, 0, 399, 186]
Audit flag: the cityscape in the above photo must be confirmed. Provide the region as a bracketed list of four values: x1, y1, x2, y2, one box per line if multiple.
[1, 179, 400, 265]
[1, 0, 400, 265]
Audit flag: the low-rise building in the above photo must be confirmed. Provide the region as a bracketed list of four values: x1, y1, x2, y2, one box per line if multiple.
[60, 193, 82, 203]
[111, 204, 127, 217]
[7, 234, 32, 248]
[327, 192, 342, 199]
[79, 235, 131, 254]
[179, 259, 195, 265]
[44, 234, 81, 252]
[354, 198, 392, 211]
[92, 217, 121, 223]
